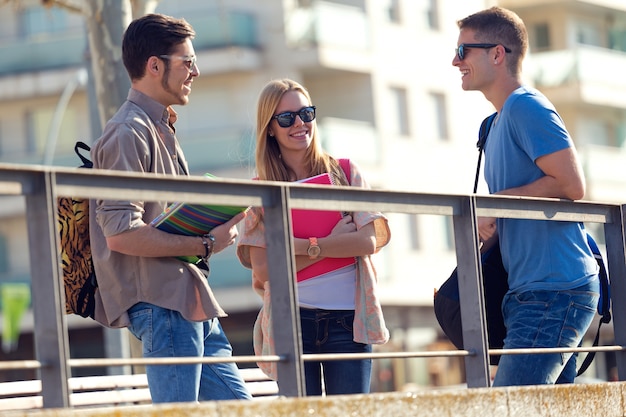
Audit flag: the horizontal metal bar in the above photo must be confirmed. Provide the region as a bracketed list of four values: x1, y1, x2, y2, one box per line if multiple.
[475, 194, 615, 223]
[2, 166, 618, 223]
[489, 345, 626, 356]
[302, 351, 472, 361]
[289, 184, 464, 215]
[67, 355, 284, 368]
[0, 360, 42, 371]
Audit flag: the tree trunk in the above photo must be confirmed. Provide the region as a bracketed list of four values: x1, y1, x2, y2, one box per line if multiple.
[82, 0, 132, 127]
[81, 0, 160, 127]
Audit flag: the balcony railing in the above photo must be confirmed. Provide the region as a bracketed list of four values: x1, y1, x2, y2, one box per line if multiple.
[285, 1, 369, 50]
[528, 46, 626, 108]
[0, 34, 87, 76]
[0, 11, 258, 76]
[0, 163, 625, 408]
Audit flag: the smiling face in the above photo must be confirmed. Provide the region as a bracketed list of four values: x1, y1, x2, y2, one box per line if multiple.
[157, 38, 199, 106]
[452, 28, 497, 93]
[268, 90, 315, 157]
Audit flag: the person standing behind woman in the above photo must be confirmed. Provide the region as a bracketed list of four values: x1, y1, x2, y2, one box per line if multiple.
[452, 7, 599, 386]
[237, 78, 390, 396]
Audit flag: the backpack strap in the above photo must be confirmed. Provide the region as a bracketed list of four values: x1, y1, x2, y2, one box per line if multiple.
[473, 113, 497, 193]
[577, 233, 612, 376]
[338, 158, 351, 185]
[75, 141, 93, 169]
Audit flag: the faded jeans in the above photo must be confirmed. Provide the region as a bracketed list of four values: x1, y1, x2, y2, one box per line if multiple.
[300, 308, 372, 396]
[492, 279, 599, 386]
[127, 302, 251, 403]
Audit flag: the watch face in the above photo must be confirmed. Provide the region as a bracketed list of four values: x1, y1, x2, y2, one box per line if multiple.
[308, 245, 321, 258]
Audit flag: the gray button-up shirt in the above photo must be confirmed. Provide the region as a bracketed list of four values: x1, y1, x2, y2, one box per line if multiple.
[89, 88, 225, 328]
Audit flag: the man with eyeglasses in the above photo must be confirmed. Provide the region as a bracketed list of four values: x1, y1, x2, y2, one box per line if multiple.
[88, 13, 251, 402]
[452, 7, 599, 386]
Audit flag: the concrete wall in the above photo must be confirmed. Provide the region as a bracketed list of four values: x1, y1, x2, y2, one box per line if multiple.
[3, 381, 625, 417]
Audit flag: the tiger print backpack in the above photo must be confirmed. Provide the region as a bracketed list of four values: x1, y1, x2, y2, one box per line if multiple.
[57, 141, 97, 319]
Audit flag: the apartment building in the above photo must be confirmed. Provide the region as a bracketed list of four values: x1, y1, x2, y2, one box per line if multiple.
[0, 0, 624, 390]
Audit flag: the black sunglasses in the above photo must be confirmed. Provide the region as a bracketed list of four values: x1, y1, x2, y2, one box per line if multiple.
[455, 43, 512, 61]
[272, 106, 316, 128]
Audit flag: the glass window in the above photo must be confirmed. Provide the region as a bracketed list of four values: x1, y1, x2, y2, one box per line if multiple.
[425, 0, 439, 31]
[0, 235, 7, 274]
[387, 0, 401, 23]
[439, 216, 454, 251]
[576, 21, 602, 47]
[19, 6, 68, 38]
[409, 214, 420, 250]
[609, 28, 626, 53]
[618, 121, 626, 148]
[533, 23, 551, 50]
[429, 92, 448, 141]
[389, 86, 410, 136]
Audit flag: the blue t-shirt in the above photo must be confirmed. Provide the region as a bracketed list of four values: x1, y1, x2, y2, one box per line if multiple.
[483, 86, 598, 293]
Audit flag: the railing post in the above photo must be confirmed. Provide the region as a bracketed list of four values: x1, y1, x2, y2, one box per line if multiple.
[605, 204, 626, 381]
[453, 195, 490, 387]
[26, 171, 71, 408]
[262, 185, 305, 396]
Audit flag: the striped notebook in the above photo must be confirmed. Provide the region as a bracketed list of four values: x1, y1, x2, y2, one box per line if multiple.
[150, 176, 247, 264]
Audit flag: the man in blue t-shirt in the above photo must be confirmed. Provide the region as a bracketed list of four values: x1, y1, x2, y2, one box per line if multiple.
[452, 7, 599, 386]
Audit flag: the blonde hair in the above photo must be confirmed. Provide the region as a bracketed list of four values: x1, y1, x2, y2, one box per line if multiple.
[255, 78, 346, 183]
[250, 79, 349, 227]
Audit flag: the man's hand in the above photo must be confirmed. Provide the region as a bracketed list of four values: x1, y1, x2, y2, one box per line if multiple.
[210, 211, 247, 254]
[477, 216, 497, 243]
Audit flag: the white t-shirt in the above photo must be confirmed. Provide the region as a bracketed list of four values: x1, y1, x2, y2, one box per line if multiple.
[297, 264, 356, 310]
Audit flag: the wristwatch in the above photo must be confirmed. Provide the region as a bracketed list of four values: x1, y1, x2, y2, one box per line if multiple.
[307, 237, 321, 259]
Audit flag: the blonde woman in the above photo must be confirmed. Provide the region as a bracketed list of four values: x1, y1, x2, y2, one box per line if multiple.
[237, 78, 390, 395]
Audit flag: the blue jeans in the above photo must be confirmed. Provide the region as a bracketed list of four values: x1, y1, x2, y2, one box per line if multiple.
[127, 302, 251, 402]
[299, 308, 372, 396]
[492, 280, 599, 386]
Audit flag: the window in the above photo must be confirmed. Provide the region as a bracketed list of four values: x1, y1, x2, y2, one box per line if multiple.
[409, 215, 420, 250]
[387, 0, 401, 23]
[442, 216, 454, 251]
[389, 86, 410, 136]
[533, 23, 551, 51]
[19, 6, 68, 38]
[618, 121, 626, 148]
[0, 235, 7, 274]
[429, 92, 448, 141]
[576, 21, 602, 47]
[609, 28, 626, 53]
[425, 0, 439, 31]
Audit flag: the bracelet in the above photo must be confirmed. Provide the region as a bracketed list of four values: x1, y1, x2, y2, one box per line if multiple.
[200, 233, 215, 264]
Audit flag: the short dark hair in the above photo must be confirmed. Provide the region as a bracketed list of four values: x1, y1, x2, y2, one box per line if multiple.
[457, 7, 528, 75]
[122, 13, 195, 81]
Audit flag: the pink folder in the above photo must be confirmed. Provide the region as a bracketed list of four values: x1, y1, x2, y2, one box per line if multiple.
[291, 173, 356, 282]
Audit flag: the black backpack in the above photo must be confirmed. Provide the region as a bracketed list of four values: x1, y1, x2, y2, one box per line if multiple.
[434, 114, 611, 374]
[57, 141, 97, 319]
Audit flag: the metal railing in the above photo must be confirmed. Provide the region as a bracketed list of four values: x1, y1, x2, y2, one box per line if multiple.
[0, 163, 625, 408]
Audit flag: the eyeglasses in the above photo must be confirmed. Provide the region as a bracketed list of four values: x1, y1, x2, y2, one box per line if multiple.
[159, 55, 197, 71]
[272, 106, 316, 128]
[455, 43, 512, 61]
